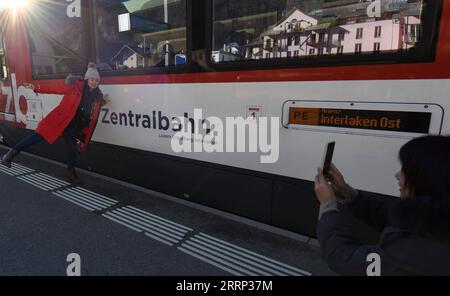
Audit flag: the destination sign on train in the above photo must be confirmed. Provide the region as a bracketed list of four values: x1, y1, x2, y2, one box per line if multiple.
[288, 107, 432, 133]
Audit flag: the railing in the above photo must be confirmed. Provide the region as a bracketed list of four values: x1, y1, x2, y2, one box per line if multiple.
[285, 27, 305, 34]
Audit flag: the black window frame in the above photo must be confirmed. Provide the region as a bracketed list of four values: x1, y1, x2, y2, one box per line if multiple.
[205, 0, 443, 71]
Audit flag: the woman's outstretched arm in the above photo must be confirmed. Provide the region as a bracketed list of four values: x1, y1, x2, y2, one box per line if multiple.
[24, 82, 73, 95]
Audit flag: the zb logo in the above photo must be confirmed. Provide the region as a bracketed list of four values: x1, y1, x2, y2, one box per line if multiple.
[366, 253, 381, 276]
[66, 253, 81, 276]
[66, 0, 81, 18]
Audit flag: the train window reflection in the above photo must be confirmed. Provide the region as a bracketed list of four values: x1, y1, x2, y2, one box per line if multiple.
[212, 0, 427, 63]
[94, 0, 187, 72]
[27, 0, 88, 77]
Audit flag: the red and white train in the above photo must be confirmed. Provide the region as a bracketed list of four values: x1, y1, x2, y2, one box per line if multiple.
[0, 0, 448, 237]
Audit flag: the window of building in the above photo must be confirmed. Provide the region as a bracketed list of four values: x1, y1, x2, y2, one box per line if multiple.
[375, 26, 382, 38]
[319, 33, 325, 43]
[374, 42, 381, 53]
[294, 50, 299, 57]
[288, 36, 294, 46]
[407, 24, 422, 43]
[356, 28, 363, 39]
[318, 48, 324, 55]
[287, 51, 292, 58]
[309, 49, 315, 55]
[93, 0, 187, 72]
[337, 45, 344, 55]
[355, 43, 362, 54]
[27, 0, 89, 77]
[338, 32, 345, 41]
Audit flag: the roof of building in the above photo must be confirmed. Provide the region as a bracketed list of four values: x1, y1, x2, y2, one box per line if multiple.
[110, 44, 146, 62]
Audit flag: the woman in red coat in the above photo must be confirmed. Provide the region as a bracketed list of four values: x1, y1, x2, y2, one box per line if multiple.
[1, 63, 109, 184]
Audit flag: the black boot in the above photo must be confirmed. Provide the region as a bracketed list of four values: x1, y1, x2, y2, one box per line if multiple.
[1, 148, 18, 168]
[67, 168, 81, 185]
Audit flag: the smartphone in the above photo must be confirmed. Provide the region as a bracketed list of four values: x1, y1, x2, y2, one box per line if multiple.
[321, 141, 335, 175]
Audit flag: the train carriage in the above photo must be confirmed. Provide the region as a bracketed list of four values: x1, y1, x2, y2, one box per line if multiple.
[0, 0, 449, 238]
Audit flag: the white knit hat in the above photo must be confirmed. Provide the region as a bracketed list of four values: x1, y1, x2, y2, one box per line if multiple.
[84, 62, 100, 80]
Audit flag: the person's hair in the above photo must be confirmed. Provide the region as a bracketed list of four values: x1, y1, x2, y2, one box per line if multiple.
[399, 135, 450, 198]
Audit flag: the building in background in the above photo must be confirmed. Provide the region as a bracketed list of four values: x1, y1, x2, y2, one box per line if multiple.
[213, 0, 424, 62]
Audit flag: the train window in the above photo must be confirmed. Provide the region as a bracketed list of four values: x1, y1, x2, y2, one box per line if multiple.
[27, 0, 89, 77]
[211, 0, 432, 64]
[93, 0, 187, 72]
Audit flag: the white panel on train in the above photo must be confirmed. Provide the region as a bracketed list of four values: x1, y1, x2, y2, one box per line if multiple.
[87, 79, 450, 197]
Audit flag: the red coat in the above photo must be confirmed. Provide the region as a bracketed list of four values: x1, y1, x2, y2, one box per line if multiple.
[35, 79, 103, 151]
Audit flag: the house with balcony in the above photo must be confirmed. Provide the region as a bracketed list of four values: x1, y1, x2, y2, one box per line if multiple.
[260, 8, 320, 59]
[252, 2, 422, 60]
[110, 44, 148, 70]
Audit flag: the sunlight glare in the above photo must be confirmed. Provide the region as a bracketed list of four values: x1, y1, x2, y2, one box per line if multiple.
[0, 0, 31, 12]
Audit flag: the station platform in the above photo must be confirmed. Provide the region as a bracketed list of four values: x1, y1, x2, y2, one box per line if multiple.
[0, 145, 334, 276]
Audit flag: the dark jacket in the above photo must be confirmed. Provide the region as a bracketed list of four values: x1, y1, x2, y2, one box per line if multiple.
[75, 81, 101, 129]
[317, 193, 450, 276]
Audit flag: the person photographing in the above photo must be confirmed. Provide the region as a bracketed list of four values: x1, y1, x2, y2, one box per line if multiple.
[314, 136, 450, 275]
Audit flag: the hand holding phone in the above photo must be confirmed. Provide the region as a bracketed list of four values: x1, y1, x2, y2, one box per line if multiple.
[321, 141, 335, 176]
